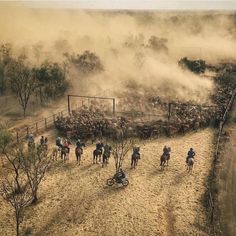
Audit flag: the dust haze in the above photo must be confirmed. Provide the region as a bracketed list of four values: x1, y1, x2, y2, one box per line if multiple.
[1, 5, 236, 103]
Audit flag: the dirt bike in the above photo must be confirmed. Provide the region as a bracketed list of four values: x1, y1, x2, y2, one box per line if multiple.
[107, 174, 129, 187]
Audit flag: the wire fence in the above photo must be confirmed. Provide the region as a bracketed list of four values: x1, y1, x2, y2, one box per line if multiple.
[14, 109, 69, 143]
[208, 88, 236, 228]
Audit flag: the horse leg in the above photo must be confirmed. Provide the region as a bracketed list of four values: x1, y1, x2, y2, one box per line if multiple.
[78, 155, 81, 165]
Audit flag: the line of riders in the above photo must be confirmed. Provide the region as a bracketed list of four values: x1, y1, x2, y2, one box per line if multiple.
[27, 134, 196, 185]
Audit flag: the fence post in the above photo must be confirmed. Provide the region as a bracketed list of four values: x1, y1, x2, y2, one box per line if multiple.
[36, 122, 38, 133]
[16, 132, 19, 143]
[168, 103, 171, 122]
[26, 127, 29, 136]
[45, 118, 47, 129]
[113, 98, 116, 116]
[68, 95, 71, 115]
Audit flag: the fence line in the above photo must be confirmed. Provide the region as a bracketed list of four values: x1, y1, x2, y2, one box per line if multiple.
[208, 88, 236, 226]
[14, 108, 69, 143]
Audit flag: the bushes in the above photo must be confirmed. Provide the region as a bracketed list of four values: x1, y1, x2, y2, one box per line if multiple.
[65, 50, 104, 75]
[34, 62, 69, 104]
[179, 57, 206, 74]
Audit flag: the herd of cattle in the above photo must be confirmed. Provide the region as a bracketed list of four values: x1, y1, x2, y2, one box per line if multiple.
[54, 102, 220, 142]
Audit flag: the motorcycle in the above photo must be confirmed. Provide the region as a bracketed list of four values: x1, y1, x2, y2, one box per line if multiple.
[107, 174, 129, 187]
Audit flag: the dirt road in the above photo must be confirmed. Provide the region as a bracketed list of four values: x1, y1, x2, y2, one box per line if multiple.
[0, 129, 213, 236]
[219, 102, 236, 236]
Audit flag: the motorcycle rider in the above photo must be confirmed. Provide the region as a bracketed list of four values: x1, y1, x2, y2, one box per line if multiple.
[186, 148, 196, 163]
[115, 168, 126, 183]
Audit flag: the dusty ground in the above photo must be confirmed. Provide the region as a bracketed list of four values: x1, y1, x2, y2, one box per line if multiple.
[0, 129, 214, 236]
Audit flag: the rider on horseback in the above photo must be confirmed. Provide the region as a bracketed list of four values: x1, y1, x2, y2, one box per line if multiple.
[96, 141, 103, 151]
[103, 143, 111, 155]
[28, 133, 35, 148]
[76, 139, 83, 154]
[56, 137, 62, 148]
[186, 148, 195, 163]
[40, 136, 45, 145]
[163, 145, 170, 158]
[133, 146, 140, 159]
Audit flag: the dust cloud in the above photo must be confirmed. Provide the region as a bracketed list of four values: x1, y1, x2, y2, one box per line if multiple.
[0, 4, 236, 103]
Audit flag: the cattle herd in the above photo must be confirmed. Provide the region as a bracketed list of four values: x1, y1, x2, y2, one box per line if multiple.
[54, 101, 220, 141]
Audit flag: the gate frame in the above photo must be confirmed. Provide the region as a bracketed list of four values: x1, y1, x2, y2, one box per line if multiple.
[67, 94, 116, 115]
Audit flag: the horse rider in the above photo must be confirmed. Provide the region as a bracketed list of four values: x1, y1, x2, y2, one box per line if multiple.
[45, 137, 48, 145]
[63, 138, 71, 154]
[40, 136, 45, 146]
[133, 146, 140, 159]
[96, 141, 103, 152]
[28, 133, 35, 146]
[76, 139, 84, 154]
[56, 136, 62, 148]
[186, 148, 195, 163]
[163, 145, 170, 158]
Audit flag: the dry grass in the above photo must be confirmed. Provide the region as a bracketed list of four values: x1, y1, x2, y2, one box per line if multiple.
[0, 128, 214, 236]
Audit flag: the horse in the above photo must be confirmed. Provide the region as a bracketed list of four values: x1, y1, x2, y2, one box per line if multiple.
[131, 147, 140, 169]
[160, 147, 171, 170]
[102, 148, 111, 167]
[52, 146, 61, 161]
[28, 142, 35, 152]
[187, 157, 194, 172]
[93, 148, 103, 164]
[75, 143, 85, 165]
[61, 146, 69, 162]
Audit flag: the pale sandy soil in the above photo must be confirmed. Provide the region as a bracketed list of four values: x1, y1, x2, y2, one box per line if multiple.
[0, 129, 214, 236]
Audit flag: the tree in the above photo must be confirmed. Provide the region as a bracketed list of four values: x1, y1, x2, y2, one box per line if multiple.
[147, 36, 168, 53]
[0, 44, 12, 95]
[32, 42, 43, 65]
[178, 57, 206, 74]
[0, 126, 31, 236]
[111, 129, 134, 172]
[6, 58, 37, 117]
[34, 61, 69, 104]
[65, 50, 104, 75]
[0, 177, 32, 236]
[21, 146, 52, 203]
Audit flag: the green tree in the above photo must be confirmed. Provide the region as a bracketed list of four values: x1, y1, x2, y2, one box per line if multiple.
[6, 58, 37, 117]
[34, 61, 69, 104]
[0, 44, 12, 95]
[65, 50, 104, 75]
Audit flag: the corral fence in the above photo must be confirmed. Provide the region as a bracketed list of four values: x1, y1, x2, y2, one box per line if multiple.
[13, 94, 219, 143]
[14, 109, 69, 143]
[208, 88, 236, 226]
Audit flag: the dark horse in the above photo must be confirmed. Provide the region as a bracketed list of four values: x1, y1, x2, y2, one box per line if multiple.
[93, 148, 103, 164]
[61, 146, 69, 162]
[102, 146, 112, 167]
[160, 147, 171, 170]
[131, 151, 141, 169]
[75, 143, 86, 165]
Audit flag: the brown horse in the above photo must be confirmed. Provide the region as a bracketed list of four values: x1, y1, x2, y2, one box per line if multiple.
[75, 143, 85, 165]
[160, 147, 171, 170]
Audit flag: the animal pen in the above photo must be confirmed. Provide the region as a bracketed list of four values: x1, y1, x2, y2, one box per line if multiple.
[67, 94, 116, 115]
